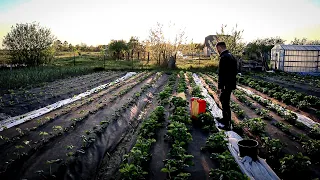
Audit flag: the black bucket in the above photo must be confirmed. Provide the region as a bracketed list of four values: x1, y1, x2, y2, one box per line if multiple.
[237, 139, 258, 160]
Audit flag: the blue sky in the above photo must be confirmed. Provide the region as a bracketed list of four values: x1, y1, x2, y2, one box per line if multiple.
[0, 0, 320, 47]
[311, 0, 320, 5]
[0, 0, 29, 11]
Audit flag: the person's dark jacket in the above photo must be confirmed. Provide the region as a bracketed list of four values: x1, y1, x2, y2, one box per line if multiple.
[218, 50, 238, 90]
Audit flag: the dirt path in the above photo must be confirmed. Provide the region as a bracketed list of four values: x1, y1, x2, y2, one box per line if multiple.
[0, 71, 126, 118]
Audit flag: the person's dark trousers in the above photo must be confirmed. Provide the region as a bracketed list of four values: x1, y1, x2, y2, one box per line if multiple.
[219, 89, 232, 128]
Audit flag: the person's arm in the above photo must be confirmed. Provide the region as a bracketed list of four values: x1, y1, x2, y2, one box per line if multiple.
[218, 56, 225, 90]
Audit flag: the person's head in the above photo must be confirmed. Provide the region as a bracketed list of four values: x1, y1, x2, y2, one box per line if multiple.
[215, 41, 227, 55]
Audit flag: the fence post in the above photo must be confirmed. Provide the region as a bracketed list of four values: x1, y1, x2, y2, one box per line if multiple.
[138, 52, 140, 60]
[148, 52, 150, 62]
[74, 52, 75, 66]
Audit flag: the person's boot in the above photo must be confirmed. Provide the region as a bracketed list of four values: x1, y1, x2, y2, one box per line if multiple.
[218, 124, 231, 131]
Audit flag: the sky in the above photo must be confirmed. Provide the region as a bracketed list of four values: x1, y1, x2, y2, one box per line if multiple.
[0, 0, 320, 47]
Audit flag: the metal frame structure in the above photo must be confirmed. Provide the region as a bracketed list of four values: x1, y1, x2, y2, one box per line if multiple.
[270, 45, 320, 73]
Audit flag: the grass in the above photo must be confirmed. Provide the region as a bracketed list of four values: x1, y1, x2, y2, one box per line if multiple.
[0, 50, 11, 65]
[0, 52, 218, 92]
[0, 66, 96, 91]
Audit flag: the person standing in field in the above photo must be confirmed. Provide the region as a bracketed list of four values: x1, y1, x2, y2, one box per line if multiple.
[215, 42, 238, 130]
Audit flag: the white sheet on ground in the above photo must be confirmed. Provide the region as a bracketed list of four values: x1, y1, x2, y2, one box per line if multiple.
[237, 86, 320, 129]
[0, 72, 137, 131]
[192, 73, 224, 128]
[193, 73, 280, 180]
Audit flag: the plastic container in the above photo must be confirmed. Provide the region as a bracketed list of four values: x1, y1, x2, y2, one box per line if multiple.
[237, 139, 258, 160]
[190, 97, 206, 119]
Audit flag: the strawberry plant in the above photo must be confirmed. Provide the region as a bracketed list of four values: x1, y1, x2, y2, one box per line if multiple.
[39, 131, 49, 141]
[120, 105, 165, 179]
[203, 132, 227, 153]
[177, 71, 187, 93]
[14, 145, 25, 159]
[191, 86, 203, 98]
[308, 124, 320, 140]
[211, 151, 240, 171]
[283, 111, 297, 124]
[274, 122, 291, 134]
[210, 151, 248, 180]
[279, 153, 311, 178]
[209, 168, 248, 180]
[297, 100, 311, 109]
[255, 108, 272, 120]
[261, 137, 284, 161]
[231, 102, 245, 118]
[125, 138, 156, 166]
[197, 112, 218, 133]
[167, 121, 192, 143]
[243, 118, 266, 135]
[169, 114, 191, 125]
[119, 163, 147, 180]
[302, 139, 320, 164]
[170, 96, 187, 109]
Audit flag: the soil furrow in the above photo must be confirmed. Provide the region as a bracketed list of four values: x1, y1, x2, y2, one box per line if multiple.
[96, 74, 169, 180]
[59, 73, 165, 180]
[184, 73, 215, 180]
[0, 72, 152, 178]
[0, 72, 147, 143]
[0, 71, 125, 118]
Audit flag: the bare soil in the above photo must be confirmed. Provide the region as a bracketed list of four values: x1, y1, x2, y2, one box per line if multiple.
[0, 71, 126, 118]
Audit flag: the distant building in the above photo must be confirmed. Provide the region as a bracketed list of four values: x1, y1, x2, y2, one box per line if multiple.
[203, 35, 230, 57]
[203, 35, 218, 57]
[271, 44, 320, 73]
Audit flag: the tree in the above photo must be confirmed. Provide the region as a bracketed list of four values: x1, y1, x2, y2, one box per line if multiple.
[108, 40, 128, 60]
[245, 37, 286, 60]
[148, 22, 187, 66]
[291, 37, 308, 45]
[68, 43, 74, 51]
[53, 40, 62, 52]
[62, 41, 69, 51]
[3, 22, 56, 66]
[80, 43, 87, 52]
[291, 38, 320, 45]
[210, 24, 245, 59]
